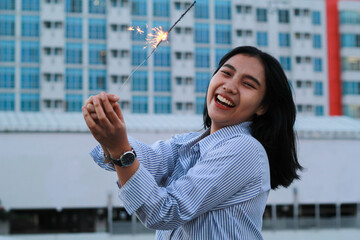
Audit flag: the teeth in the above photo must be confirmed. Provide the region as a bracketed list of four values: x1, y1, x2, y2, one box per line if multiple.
[216, 95, 234, 107]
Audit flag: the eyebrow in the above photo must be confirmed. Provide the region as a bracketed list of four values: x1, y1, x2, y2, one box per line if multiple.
[222, 63, 262, 87]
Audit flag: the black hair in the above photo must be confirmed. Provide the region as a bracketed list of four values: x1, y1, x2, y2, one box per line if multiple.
[203, 46, 303, 189]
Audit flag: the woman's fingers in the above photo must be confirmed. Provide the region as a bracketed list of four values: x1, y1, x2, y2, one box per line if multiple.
[93, 95, 112, 128]
[100, 92, 120, 124]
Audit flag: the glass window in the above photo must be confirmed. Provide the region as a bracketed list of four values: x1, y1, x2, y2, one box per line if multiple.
[132, 45, 147, 66]
[132, 95, 148, 113]
[0, 67, 15, 88]
[154, 96, 171, 114]
[313, 58, 323, 72]
[21, 93, 40, 112]
[279, 56, 291, 71]
[314, 81, 323, 96]
[313, 34, 322, 48]
[0, 93, 15, 111]
[131, 20, 147, 41]
[0, 15, 15, 36]
[256, 8, 267, 22]
[154, 71, 171, 92]
[153, 0, 169, 17]
[194, 23, 209, 44]
[195, 72, 210, 93]
[279, 32, 290, 47]
[66, 0, 82, 13]
[131, 0, 147, 16]
[215, 48, 230, 67]
[21, 16, 40, 37]
[195, 0, 209, 19]
[66, 94, 82, 112]
[89, 18, 106, 39]
[89, 0, 106, 14]
[278, 9, 289, 23]
[196, 96, 205, 114]
[0, 40, 15, 62]
[22, 0, 39, 11]
[315, 105, 324, 116]
[215, 0, 231, 20]
[257, 31, 268, 46]
[21, 41, 39, 63]
[154, 46, 170, 67]
[341, 34, 360, 48]
[66, 18, 82, 39]
[66, 43, 82, 64]
[215, 24, 231, 44]
[340, 10, 360, 25]
[342, 57, 360, 71]
[132, 71, 148, 91]
[195, 48, 210, 68]
[66, 68, 83, 89]
[89, 69, 107, 90]
[21, 67, 39, 89]
[89, 44, 106, 65]
[312, 11, 321, 25]
[0, 0, 15, 10]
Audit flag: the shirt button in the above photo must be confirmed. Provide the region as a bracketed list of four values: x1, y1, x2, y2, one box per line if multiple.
[193, 145, 199, 151]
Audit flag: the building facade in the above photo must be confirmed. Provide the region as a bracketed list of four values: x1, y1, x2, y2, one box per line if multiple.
[0, 0, 358, 118]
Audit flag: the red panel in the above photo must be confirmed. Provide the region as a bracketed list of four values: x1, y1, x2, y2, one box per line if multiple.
[327, 0, 342, 115]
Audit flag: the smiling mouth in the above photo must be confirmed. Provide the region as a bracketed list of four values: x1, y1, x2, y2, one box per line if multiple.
[215, 94, 235, 108]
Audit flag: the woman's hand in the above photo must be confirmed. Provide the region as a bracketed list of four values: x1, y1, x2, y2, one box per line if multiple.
[85, 93, 119, 120]
[82, 92, 131, 158]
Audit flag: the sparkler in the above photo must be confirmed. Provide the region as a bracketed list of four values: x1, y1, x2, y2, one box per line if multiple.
[121, 1, 197, 88]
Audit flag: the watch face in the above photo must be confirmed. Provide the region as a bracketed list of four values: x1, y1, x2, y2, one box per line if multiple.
[120, 151, 136, 167]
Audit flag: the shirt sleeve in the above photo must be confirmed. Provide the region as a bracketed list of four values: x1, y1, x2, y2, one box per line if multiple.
[118, 135, 264, 230]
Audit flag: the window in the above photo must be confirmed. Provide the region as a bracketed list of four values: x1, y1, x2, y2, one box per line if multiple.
[340, 10, 360, 25]
[0, 41, 15, 62]
[22, 0, 39, 11]
[89, 18, 106, 39]
[195, 72, 210, 93]
[215, 24, 231, 44]
[256, 8, 267, 22]
[153, 0, 169, 17]
[21, 67, 39, 89]
[315, 106, 324, 116]
[342, 57, 360, 71]
[0, 0, 15, 10]
[343, 81, 360, 95]
[89, 0, 106, 14]
[314, 81, 323, 96]
[89, 69, 107, 90]
[132, 95, 148, 113]
[256, 31, 268, 46]
[21, 16, 40, 37]
[0, 93, 15, 111]
[66, 43, 82, 64]
[131, 0, 147, 16]
[196, 96, 205, 114]
[21, 41, 39, 63]
[0, 67, 15, 88]
[215, 0, 231, 20]
[278, 9, 289, 23]
[132, 45, 147, 66]
[279, 57, 291, 71]
[279, 33, 290, 47]
[66, 18, 82, 39]
[154, 96, 171, 114]
[66, 0, 82, 13]
[215, 49, 230, 67]
[89, 44, 106, 65]
[313, 58, 323, 72]
[21, 93, 40, 112]
[66, 69, 83, 90]
[132, 71, 148, 91]
[131, 20, 147, 41]
[154, 71, 171, 92]
[66, 94, 82, 112]
[154, 46, 170, 67]
[0, 15, 15, 36]
[312, 11, 321, 25]
[194, 23, 210, 44]
[195, 0, 209, 19]
[341, 34, 360, 48]
[195, 48, 210, 68]
[311, 34, 321, 48]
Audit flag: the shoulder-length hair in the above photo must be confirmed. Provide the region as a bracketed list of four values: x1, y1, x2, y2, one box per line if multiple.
[203, 46, 303, 189]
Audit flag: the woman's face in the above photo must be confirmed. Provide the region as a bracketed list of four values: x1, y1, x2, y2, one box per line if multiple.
[206, 54, 267, 133]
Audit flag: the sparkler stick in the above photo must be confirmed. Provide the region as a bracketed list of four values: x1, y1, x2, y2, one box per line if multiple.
[121, 1, 197, 88]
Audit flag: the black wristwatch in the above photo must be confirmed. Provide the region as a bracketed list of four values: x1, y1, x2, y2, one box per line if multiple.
[109, 149, 137, 167]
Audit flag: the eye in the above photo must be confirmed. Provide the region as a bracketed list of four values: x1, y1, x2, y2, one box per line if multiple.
[221, 70, 231, 77]
[243, 81, 256, 89]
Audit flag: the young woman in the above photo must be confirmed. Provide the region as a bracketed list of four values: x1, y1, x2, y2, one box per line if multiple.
[83, 46, 302, 239]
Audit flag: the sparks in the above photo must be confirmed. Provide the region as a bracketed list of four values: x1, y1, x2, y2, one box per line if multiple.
[136, 26, 144, 34]
[128, 26, 134, 31]
[146, 27, 168, 49]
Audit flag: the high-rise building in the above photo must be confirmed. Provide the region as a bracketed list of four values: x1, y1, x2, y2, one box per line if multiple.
[0, 0, 358, 118]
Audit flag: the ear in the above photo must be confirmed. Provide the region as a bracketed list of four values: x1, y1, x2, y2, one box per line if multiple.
[256, 105, 267, 116]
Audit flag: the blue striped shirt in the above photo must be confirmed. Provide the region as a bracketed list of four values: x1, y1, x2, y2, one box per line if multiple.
[90, 121, 270, 239]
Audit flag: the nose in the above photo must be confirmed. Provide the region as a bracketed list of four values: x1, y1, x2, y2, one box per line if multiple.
[222, 82, 238, 94]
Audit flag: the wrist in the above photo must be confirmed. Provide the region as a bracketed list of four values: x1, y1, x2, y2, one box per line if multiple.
[108, 144, 132, 159]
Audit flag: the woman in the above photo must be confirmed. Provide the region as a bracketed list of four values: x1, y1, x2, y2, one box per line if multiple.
[83, 46, 302, 239]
